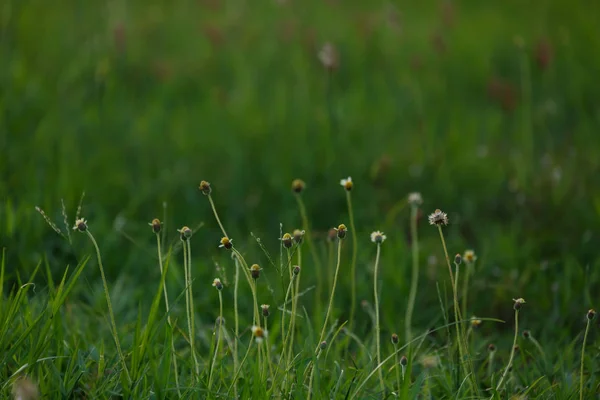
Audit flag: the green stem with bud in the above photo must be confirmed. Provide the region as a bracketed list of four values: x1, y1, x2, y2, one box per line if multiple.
[580, 316, 592, 400]
[346, 191, 358, 332]
[496, 309, 519, 393]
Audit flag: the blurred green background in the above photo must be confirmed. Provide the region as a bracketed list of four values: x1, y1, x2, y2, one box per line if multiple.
[1, 0, 600, 337]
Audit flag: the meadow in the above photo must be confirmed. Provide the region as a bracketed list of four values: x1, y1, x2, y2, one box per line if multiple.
[1, 0, 600, 398]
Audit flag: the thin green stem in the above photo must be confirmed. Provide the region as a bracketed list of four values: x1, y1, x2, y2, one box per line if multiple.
[308, 238, 343, 400]
[85, 230, 131, 384]
[264, 316, 274, 383]
[186, 239, 200, 380]
[232, 248, 259, 326]
[208, 291, 223, 391]
[580, 317, 592, 400]
[346, 191, 358, 331]
[233, 256, 240, 399]
[461, 262, 473, 323]
[496, 310, 519, 393]
[208, 194, 228, 239]
[226, 339, 254, 397]
[373, 243, 384, 392]
[286, 246, 302, 377]
[155, 233, 180, 397]
[405, 205, 419, 347]
[393, 345, 401, 394]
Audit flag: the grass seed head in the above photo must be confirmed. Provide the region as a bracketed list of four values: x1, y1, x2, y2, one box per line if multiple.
[73, 218, 88, 232]
[219, 237, 233, 249]
[199, 180, 212, 195]
[281, 233, 293, 248]
[428, 209, 448, 226]
[335, 224, 348, 239]
[340, 176, 353, 191]
[250, 264, 261, 279]
[291, 179, 305, 193]
[149, 218, 161, 233]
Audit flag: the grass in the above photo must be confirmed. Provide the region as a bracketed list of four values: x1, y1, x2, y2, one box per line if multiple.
[2, 0, 600, 398]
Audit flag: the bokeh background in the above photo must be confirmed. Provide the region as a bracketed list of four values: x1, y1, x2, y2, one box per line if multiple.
[2, 1, 600, 338]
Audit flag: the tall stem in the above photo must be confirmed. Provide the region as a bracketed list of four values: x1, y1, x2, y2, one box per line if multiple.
[393, 344, 401, 394]
[186, 239, 200, 379]
[373, 243, 384, 392]
[346, 191, 358, 331]
[579, 317, 592, 400]
[496, 310, 519, 393]
[208, 291, 223, 391]
[462, 262, 473, 322]
[208, 194, 228, 238]
[86, 230, 131, 384]
[286, 246, 302, 374]
[233, 256, 240, 399]
[405, 205, 419, 347]
[155, 234, 180, 397]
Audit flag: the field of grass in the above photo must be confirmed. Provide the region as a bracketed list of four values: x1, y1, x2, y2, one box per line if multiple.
[2, 0, 600, 398]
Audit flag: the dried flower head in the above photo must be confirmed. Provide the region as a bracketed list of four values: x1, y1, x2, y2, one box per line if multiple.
[327, 228, 337, 242]
[319, 341, 327, 350]
[149, 218, 162, 233]
[318, 42, 339, 70]
[178, 226, 192, 241]
[408, 192, 423, 206]
[250, 264, 261, 279]
[488, 343, 496, 352]
[400, 355, 408, 366]
[334, 224, 348, 239]
[293, 229, 305, 245]
[281, 233, 293, 248]
[251, 325, 267, 343]
[219, 237, 233, 249]
[291, 179, 305, 194]
[428, 209, 448, 226]
[463, 250, 477, 264]
[212, 278, 223, 290]
[470, 316, 482, 328]
[261, 304, 270, 318]
[454, 253, 462, 265]
[73, 218, 88, 232]
[391, 333, 399, 344]
[513, 298, 526, 310]
[199, 180, 212, 195]
[370, 231, 387, 244]
[340, 176, 353, 191]
[587, 309, 596, 321]
[293, 265, 301, 276]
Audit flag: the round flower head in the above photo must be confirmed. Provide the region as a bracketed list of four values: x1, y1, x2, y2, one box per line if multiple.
[73, 218, 88, 232]
[428, 209, 448, 226]
[250, 264, 261, 279]
[281, 233, 293, 249]
[199, 180, 212, 196]
[400, 355, 408, 366]
[212, 278, 223, 290]
[513, 298, 526, 310]
[318, 42, 339, 71]
[391, 333, 399, 344]
[407, 192, 423, 206]
[251, 325, 267, 343]
[370, 231, 386, 244]
[293, 265, 301, 276]
[261, 304, 270, 318]
[587, 309, 596, 320]
[470, 316, 482, 328]
[454, 253, 462, 265]
[488, 343, 497, 352]
[293, 229, 305, 245]
[219, 237, 233, 250]
[178, 226, 192, 241]
[334, 224, 348, 239]
[463, 250, 477, 264]
[149, 218, 162, 233]
[522, 330, 530, 339]
[319, 341, 327, 350]
[291, 179, 305, 194]
[340, 176, 353, 191]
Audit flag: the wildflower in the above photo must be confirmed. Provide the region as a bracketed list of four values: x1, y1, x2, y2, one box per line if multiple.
[522, 330, 530, 339]
[319, 341, 327, 350]
[212, 278, 223, 290]
[488, 343, 496, 352]
[327, 228, 337, 242]
[587, 309, 596, 320]
[408, 192, 423, 206]
[340, 176, 353, 191]
[251, 325, 267, 343]
[73, 218, 88, 232]
[463, 250, 477, 264]
[334, 224, 348, 239]
[370, 231, 386, 244]
[391, 333, 399, 344]
[400, 355, 408, 366]
[471, 316, 482, 328]
[178, 226, 192, 241]
[281, 233, 293, 248]
[293, 265, 300, 276]
[428, 209, 448, 226]
[318, 42, 339, 70]
[149, 218, 161, 233]
[261, 304, 270, 318]
[198, 180, 212, 195]
[293, 229, 305, 245]
[219, 237, 233, 250]
[250, 264, 261, 279]
[513, 298, 526, 310]
[291, 179, 305, 194]
[454, 253, 462, 265]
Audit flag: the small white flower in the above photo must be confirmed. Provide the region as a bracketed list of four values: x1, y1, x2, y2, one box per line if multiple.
[212, 278, 223, 290]
[370, 231, 387, 244]
[73, 218, 88, 232]
[463, 250, 477, 264]
[428, 209, 448, 226]
[408, 192, 423, 206]
[340, 176, 353, 191]
[251, 325, 268, 343]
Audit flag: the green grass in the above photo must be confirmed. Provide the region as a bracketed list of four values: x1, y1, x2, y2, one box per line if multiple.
[1, 0, 600, 398]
